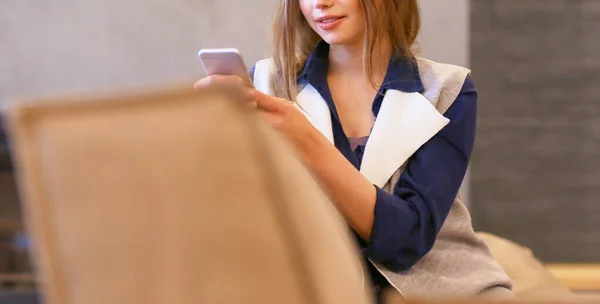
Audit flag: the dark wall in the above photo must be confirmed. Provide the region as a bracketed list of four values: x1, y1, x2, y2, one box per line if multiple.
[470, 0, 600, 262]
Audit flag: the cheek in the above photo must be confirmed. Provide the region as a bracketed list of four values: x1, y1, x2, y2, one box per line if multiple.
[341, 0, 366, 35]
[353, 15, 366, 33]
[343, 0, 364, 16]
[298, 1, 312, 23]
[299, 2, 322, 35]
[351, 1, 365, 25]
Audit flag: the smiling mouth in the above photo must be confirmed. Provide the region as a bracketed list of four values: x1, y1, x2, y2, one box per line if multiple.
[319, 17, 343, 23]
[317, 16, 344, 23]
[316, 16, 346, 30]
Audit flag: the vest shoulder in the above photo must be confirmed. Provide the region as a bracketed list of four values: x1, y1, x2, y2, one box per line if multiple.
[415, 57, 472, 114]
[415, 57, 471, 89]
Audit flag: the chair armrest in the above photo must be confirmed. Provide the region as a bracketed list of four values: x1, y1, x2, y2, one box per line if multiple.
[545, 264, 600, 291]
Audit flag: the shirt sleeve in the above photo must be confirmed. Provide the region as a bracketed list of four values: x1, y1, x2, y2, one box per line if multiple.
[363, 75, 478, 271]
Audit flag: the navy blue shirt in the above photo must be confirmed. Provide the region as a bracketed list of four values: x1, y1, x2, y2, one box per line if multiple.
[251, 41, 477, 298]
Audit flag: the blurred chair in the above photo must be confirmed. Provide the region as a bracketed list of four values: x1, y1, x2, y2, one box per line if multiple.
[3, 85, 372, 304]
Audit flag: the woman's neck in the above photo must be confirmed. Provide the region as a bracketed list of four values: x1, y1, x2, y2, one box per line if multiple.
[327, 40, 391, 80]
[328, 43, 364, 76]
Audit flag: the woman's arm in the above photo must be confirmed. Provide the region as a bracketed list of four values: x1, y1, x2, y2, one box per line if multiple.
[297, 127, 379, 239]
[202, 72, 478, 272]
[295, 76, 478, 271]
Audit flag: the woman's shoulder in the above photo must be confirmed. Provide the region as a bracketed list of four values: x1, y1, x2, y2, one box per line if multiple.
[414, 57, 474, 114]
[414, 57, 472, 89]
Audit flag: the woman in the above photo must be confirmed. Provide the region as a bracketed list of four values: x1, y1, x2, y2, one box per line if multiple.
[195, 0, 514, 301]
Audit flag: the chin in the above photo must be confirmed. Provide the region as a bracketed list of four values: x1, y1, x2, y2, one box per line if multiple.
[321, 34, 352, 46]
[323, 38, 344, 45]
[318, 29, 362, 47]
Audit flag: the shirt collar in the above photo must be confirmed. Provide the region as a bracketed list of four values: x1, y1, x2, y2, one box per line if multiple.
[298, 40, 424, 93]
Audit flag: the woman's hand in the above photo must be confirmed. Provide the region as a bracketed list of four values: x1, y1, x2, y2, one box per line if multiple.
[194, 74, 259, 108]
[194, 75, 323, 159]
[194, 75, 249, 88]
[248, 89, 321, 152]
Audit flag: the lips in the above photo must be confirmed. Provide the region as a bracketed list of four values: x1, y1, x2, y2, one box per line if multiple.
[316, 16, 345, 30]
[318, 17, 342, 23]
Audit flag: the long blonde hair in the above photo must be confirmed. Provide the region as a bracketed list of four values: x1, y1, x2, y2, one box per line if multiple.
[270, 0, 421, 100]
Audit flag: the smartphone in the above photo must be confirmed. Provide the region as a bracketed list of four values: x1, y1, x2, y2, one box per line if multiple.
[197, 48, 253, 87]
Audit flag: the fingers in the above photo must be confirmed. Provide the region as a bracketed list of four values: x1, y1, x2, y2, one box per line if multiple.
[249, 89, 289, 112]
[259, 111, 282, 127]
[247, 100, 258, 109]
[193, 77, 292, 114]
[194, 74, 247, 89]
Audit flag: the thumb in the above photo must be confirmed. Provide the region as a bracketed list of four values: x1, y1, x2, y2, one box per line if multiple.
[250, 89, 289, 112]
